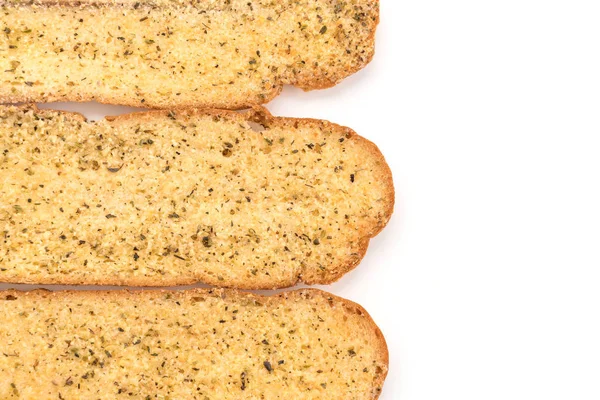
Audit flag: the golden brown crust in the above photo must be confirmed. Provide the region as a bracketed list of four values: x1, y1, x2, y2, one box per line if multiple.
[293, 0, 380, 92]
[0, 0, 379, 109]
[266, 112, 394, 287]
[0, 288, 389, 399]
[0, 83, 283, 111]
[0, 104, 394, 288]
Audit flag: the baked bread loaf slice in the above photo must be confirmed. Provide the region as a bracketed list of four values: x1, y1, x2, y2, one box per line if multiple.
[0, 0, 379, 109]
[0, 288, 388, 399]
[0, 105, 393, 288]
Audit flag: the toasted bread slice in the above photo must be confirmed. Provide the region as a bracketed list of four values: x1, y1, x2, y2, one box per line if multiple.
[0, 105, 393, 288]
[0, 0, 379, 109]
[0, 288, 388, 399]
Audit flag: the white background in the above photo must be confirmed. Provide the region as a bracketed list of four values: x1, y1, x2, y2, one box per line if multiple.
[4, 0, 600, 398]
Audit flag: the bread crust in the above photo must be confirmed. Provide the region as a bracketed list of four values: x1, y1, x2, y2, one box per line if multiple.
[0, 104, 394, 288]
[0, 0, 379, 109]
[0, 287, 389, 398]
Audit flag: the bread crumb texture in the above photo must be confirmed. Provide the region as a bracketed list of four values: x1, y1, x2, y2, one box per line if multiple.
[0, 0, 379, 108]
[0, 105, 394, 288]
[0, 288, 388, 399]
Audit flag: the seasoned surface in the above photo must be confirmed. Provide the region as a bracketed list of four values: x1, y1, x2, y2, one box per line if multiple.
[0, 0, 379, 108]
[0, 289, 388, 399]
[0, 105, 393, 287]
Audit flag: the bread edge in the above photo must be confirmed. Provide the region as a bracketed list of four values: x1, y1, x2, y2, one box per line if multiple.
[0, 287, 389, 398]
[0, 0, 379, 109]
[294, 0, 380, 92]
[0, 104, 394, 289]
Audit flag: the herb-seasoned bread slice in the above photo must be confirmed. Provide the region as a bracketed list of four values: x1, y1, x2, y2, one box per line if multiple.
[0, 288, 388, 399]
[0, 105, 394, 288]
[0, 0, 379, 109]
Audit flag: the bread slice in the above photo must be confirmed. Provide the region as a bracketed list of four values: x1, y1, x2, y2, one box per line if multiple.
[0, 105, 393, 288]
[0, 0, 379, 109]
[0, 288, 388, 399]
